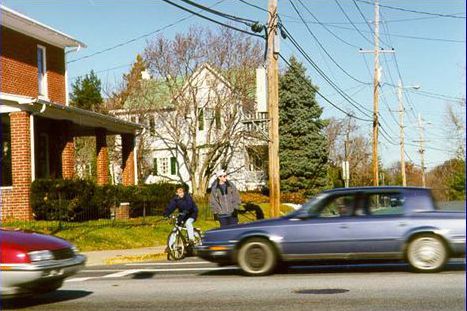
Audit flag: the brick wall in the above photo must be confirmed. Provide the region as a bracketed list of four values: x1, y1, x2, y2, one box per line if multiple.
[0, 26, 66, 104]
[121, 134, 136, 186]
[96, 128, 109, 185]
[1, 111, 33, 221]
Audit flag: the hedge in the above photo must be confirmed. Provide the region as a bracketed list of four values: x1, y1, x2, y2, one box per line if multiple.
[30, 179, 185, 221]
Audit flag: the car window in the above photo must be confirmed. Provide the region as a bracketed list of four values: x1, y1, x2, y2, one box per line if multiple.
[319, 195, 355, 217]
[367, 192, 405, 215]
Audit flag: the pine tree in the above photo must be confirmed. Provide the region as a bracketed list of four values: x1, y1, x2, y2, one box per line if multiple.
[70, 70, 103, 112]
[279, 57, 328, 195]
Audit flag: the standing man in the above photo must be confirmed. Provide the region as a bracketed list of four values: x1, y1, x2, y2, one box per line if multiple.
[209, 170, 241, 227]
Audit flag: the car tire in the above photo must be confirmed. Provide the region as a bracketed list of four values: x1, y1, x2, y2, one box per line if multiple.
[237, 238, 276, 276]
[406, 234, 448, 272]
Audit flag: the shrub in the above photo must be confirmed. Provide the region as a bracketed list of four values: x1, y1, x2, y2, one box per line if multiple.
[30, 179, 185, 221]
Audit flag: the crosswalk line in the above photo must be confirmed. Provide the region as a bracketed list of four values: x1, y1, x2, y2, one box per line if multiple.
[125, 261, 213, 266]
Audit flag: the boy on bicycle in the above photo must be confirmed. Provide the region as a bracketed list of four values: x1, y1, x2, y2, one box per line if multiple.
[163, 187, 198, 246]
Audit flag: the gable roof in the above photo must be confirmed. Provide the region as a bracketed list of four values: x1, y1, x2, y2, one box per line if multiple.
[1, 5, 86, 48]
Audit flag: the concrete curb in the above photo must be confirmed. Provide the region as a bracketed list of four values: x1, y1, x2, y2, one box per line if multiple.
[82, 246, 166, 266]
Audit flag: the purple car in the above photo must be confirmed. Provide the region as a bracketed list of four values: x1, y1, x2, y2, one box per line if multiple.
[196, 187, 465, 276]
[1, 229, 86, 297]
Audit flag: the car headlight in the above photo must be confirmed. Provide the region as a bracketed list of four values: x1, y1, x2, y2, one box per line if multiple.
[71, 245, 80, 255]
[28, 250, 54, 262]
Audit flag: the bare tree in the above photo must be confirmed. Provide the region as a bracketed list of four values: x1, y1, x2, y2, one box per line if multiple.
[130, 26, 264, 197]
[325, 117, 373, 187]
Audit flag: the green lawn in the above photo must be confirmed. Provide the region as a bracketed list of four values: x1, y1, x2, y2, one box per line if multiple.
[2, 204, 295, 251]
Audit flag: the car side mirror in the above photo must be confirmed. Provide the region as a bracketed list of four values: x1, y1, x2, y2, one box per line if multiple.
[292, 211, 312, 220]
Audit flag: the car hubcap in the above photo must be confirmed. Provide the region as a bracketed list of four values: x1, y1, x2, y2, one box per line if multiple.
[409, 237, 445, 270]
[246, 245, 266, 270]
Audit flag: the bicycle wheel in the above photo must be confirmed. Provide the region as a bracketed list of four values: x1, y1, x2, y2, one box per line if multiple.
[167, 230, 185, 260]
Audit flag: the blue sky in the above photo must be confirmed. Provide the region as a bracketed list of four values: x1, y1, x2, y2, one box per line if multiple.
[3, 0, 465, 171]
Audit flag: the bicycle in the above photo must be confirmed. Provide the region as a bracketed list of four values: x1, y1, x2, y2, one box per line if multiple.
[166, 215, 202, 261]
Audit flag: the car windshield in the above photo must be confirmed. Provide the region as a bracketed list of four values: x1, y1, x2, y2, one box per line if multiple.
[288, 193, 327, 217]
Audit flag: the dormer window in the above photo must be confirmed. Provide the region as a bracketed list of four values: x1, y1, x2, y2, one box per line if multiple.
[37, 45, 48, 98]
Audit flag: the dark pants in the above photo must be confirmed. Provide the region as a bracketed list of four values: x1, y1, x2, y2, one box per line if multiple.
[218, 215, 238, 228]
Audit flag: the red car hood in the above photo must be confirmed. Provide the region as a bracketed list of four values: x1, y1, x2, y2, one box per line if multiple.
[0, 229, 71, 252]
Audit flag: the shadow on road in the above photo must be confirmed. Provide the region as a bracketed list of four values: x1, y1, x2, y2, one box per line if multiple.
[1, 290, 92, 310]
[199, 261, 465, 276]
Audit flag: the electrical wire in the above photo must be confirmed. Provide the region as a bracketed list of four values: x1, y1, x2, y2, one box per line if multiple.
[279, 54, 372, 122]
[67, 0, 228, 64]
[161, 0, 264, 38]
[291, 0, 371, 85]
[280, 25, 374, 118]
[179, 0, 258, 25]
[295, 0, 361, 49]
[355, 0, 466, 19]
[334, 0, 374, 46]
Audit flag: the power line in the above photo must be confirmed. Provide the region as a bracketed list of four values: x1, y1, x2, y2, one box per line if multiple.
[294, 0, 361, 49]
[279, 54, 372, 122]
[180, 0, 257, 25]
[407, 89, 465, 102]
[352, 0, 391, 47]
[333, 0, 374, 47]
[162, 0, 264, 38]
[321, 23, 465, 44]
[67, 0, 227, 64]
[238, 0, 269, 14]
[355, 0, 466, 19]
[290, 0, 371, 85]
[280, 25, 374, 118]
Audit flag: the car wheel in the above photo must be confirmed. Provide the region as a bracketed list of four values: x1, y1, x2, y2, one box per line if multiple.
[237, 238, 276, 276]
[406, 234, 448, 272]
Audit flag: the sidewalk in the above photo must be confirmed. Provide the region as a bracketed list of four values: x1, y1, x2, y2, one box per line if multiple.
[82, 246, 167, 266]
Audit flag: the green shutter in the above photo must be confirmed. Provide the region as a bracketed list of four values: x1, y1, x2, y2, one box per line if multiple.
[153, 158, 158, 175]
[170, 157, 177, 175]
[198, 108, 204, 131]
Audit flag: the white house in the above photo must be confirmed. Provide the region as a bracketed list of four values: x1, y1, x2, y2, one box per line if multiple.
[111, 64, 269, 192]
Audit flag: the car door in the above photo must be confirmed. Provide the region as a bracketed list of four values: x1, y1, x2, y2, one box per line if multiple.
[280, 194, 357, 260]
[346, 191, 407, 258]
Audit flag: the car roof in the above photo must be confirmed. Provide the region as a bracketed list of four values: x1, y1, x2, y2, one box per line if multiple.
[322, 186, 429, 195]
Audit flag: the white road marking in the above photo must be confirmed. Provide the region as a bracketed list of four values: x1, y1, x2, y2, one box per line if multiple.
[103, 269, 141, 278]
[65, 277, 98, 282]
[125, 261, 213, 266]
[66, 266, 238, 282]
[81, 269, 125, 273]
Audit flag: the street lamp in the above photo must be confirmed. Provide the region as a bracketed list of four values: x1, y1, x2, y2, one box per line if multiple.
[397, 80, 420, 187]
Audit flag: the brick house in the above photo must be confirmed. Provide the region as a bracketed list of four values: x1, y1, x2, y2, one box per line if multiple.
[0, 5, 141, 221]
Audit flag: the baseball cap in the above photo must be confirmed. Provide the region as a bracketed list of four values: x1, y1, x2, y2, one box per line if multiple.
[216, 169, 227, 178]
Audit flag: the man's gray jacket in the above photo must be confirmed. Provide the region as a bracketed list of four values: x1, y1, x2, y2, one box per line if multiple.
[209, 180, 241, 216]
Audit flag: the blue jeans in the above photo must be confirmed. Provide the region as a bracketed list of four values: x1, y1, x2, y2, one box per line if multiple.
[217, 215, 238, 228]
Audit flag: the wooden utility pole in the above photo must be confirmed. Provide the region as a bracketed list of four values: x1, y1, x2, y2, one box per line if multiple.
[267, 0, 280, 218]
[359, 0, 393, 186]
[416, 114, 427, 187]
[371, 0, 380, 186]
[397, 80, 407, 187]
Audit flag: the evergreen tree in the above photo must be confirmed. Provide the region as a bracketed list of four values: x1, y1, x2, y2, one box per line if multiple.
[279, 57, 328, 195]
[70, 70, 103, 112]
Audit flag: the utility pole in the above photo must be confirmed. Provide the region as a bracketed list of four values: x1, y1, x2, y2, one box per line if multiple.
[416, 114, 427, 187]
[342, 120, 351, 188]
[397, 80, 407, 187]
[267, 0, 280, 218]
[359, 0, 394, 186]
[372, 0, 380, 187]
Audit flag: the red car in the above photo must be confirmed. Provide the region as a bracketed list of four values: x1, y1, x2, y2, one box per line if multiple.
[0, 228, 86, 297]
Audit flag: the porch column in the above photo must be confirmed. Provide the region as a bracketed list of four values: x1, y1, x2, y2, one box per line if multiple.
[61, 122, 75, 179]
[121, 133, 136, 185]
[96, 128, 109, 185]
[9, 111, 33, 221]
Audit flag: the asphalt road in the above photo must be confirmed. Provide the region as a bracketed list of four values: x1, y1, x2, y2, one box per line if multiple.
[2, 260, 465, 311]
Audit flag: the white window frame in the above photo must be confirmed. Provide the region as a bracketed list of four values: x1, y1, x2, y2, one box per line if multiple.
[37, 45, 48, 99]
